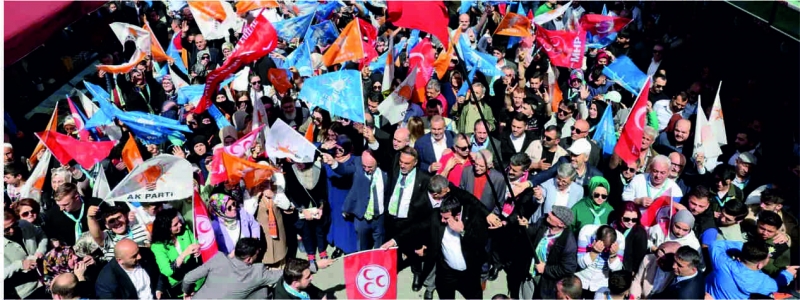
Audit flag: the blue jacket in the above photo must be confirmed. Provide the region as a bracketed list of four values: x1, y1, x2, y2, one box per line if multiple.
[414, 131, 456, 174]
[343, 163, 389, 219]
[705, 240, 794, 299]
[528, 156, 603, 188]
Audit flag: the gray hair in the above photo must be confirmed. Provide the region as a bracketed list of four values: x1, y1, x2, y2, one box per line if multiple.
[472, 149, 494, 169]
[426, 79, 441, 92]
[649, 155, 671, 171]
[501, 66, 515, 74]
[643, 126, 657, 139]
[556, 163, 576, 180]
[428, 175, 450, 194]
[51, 168, 73, 183]
[471, 82, 486, 98]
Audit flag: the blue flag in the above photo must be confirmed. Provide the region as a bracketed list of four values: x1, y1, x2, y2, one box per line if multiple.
[315, 0, 344, 20]
[285, 41, 314, 77]
[459, 0, 476, 14]
[89, 93, 191, 145]
[304, 20, 339, 49]
[153, 62, 169, 82]
[457, 34, 504, 77]
[458, 68, 477, 97]
[602, 4, 608, 15]
[299, 70, 365, 123]
[602, 56, 647, 96]
[177, 85, 205, 105]
[407, 30, 421, 52]
[83, 81, 111, 102]
[208, 104, 232, 129]
[273, 13, 315, 42]
[369, 38, 407, 72]
[167, 37, 189, 75]
[592, 104, 617, 157]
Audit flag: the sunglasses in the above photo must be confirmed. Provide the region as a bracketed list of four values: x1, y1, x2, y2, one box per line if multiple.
[622, 217, 639, 223]
[106, 215, 126, 228]
[571, 126, 585, 135]
[20, 210, 36, 218]
[201, 56, 210, 60]
[625, 167, 637, 173]
[455, 145, 469, 151]
[4, 222, 18, 234]
[372, 85, 381, 90]
[226, 202, 238, 212]
[558, 108, 572, 115]
[593, 193, 608, 199]
[251, 81, 261, 85]
[543, 135, 556, 142]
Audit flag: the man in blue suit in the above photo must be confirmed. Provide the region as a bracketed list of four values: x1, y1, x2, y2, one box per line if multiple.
[343, 150, 388, 251]
[415, 116, 455, 174]
[652, 246, 706, 299]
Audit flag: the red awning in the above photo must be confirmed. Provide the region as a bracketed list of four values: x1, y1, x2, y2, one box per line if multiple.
[4, 1, 107, 66]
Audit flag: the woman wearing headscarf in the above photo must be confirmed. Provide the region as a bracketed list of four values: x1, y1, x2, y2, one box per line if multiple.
[208, 193, 260, 255]
[647, 209, 701, 251]
[187, 135, 209, 165]
[611, 202, 649, 272]
[571, 176, 614, 231]
[213, 92, 237, 117]
[586, 100, 608, 136]
[160, 75, 180, 120]
[253, 179, 294, 269]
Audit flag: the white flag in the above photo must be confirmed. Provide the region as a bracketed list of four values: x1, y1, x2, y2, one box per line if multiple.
[232, 66, 251, 92]
[381, 33, 395, 93]
[264, 119, 317, 163]
[378, 66, 416, 125]
[93, 167, 112, 202]
[709, 81, 727, 146]
[693, 96, 722, 171]
[106, 155, 194, 203]
[188, 1, 239, 41]
[19, 150, 51, 202]
[533, 1, 572, 25]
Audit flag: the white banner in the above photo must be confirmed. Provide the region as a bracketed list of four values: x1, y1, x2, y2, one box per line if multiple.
[264, 119, 318, 163]
[106, 154, 194, 203]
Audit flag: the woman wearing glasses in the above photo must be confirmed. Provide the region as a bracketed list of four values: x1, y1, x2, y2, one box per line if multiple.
[611, 202, 649, 273]
[571, 177, 614, 232]
[12, 198, 43, 227]
[208, 193, 260, 255]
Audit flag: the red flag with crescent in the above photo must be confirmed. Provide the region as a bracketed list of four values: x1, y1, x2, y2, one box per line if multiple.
[344, 248, 398, 299]
[193, 190, 219, 263]
[534, 25, 586, 69]
[613, 79, 651, 165]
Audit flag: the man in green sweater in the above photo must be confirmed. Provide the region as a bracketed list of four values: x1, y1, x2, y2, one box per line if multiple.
[745, 210, 791, 278]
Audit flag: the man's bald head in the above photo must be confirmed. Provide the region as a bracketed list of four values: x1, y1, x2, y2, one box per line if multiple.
[572, 119, 589, 139]
[362, 150, 377, 167]
[659, 241, 681, 254]
[51, 273, 78, 299]
[674, 119, 691, 143]
[393, 128, 410, 150]
[115, 239, 141, 270]
[675, 119, 691, 131]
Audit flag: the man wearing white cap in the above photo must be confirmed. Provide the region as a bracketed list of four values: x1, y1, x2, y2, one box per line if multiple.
[521, 138, 603, 189]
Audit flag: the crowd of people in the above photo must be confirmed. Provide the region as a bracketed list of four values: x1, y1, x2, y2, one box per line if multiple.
[4, 0, 800, 299]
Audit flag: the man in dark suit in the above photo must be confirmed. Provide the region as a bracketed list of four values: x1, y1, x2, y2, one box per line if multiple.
[383, 146, 432, 291]
[652, 246, 706, 299]
[387, 196, 489, 299]
[415, 116, 455, 174]
[273, 258, 326, 300]
[498, 113, 537, 166]
[343, 151, 388, 251]
[95, 239, 166, 299]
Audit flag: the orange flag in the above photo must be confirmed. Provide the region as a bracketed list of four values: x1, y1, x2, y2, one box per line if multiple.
[494, 12, 532, 37]
[122, 134, 144, 172]
[30, 103, 59, 165]
[144, 22, 171, 63]
[220, 151, 278, 188]
[235, 0, 278, 15]
[268, 69, 293, 95]
[433, 30, 462, 80]
[304, 124, 315, 143]
[321, 19, 365, 66]
[188, 1, 229, 22]
[97, 50, 147, 74]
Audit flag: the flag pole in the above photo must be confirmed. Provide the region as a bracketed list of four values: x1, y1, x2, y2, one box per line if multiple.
[452, 46, 516, 199]
[341, 247, 399, 260]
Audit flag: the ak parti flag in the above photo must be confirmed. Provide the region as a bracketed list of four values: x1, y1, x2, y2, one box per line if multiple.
[321, 19, 365, 66]
[35, 130, 116, 169]
[213, 150, 278, 188]
[534, 25, 586, 69]
[613, 79, 651, 165]
[344, 248, 398, 300]
[98, 23, 151, 74]
[195, 9, 277, 113]
[235, 0, 278, 15]
[268, 68, 293, 95]
[30, 103, 59, 165]
[144, 21, 171, 63]
[494, 12, 532, 37]
[387, 1, 450, 49]
[193, 190, 219, 263]
[122, 134, 144, 172]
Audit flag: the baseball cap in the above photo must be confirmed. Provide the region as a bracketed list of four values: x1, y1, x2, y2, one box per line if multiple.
[738, 152, 757, 165]
[567, 138, 592, 157]
[604, 91, 622, 103]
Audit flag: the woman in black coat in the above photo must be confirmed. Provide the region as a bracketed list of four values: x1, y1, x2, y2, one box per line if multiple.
[611, 202, 649, 273]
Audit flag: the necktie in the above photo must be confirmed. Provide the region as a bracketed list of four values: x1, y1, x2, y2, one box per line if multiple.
[364, 174, 380, 220]
[389, 174, 408, 216]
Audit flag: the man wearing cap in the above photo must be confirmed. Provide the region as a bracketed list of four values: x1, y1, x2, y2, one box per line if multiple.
[524, 138, 602, 189]
[559, 119, 601, 167]
[513, 206, 578, 299]
[732, 152, 757, 191]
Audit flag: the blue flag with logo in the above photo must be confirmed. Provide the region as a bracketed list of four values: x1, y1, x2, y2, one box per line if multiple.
[285, 41, 314, 77]
[457, 34, 503, 77]
[177, 85, 205, 105]
[602, 56, 647, 96]
[304, 20, 339, 49]
[88, 93, 191, 144]
[315, 0, 344, 20]
[299, 70, 365, 123]
[273, 13, 315, 42]
[592, 104, 617, 157]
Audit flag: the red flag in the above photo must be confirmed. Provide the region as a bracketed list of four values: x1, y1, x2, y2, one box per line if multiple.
[387, 1, 450, 50]
[193, 190, 219, 263]
[494, 12, 532, 37]
[613, 79, 651, 165]
[408, 39, 435, 104]
[35, 130, 115, 169]
[344, 248, 398, 299]
[195, 9, 277, 113]
[359, 40, 380, 71]
[268, 69, 293, 95]
[321, 19, 365, 67]
[357, 18, 378, 48]
[640, 194, 677, 236]
[579, 14, 632, 36]
[534, 25, 586, 69]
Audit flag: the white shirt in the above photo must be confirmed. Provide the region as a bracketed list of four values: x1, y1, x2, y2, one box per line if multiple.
[224, 223, 242, 248]
[367, 171, 385, 215]
[575, 225, 625, 292]
[511, 133, 526, 153]
[441, 226, 467, 271]
[428, 193, 442, 209]
[674, 271, 698, 284]
[647, 58, 662, 78]
[123, 266, 153, 300]
[389, 171, 416, 218]
[554, 189, 570, 207]
[653, 99, 678, 132]
[622, 174, 683, 214]
[432, 135, 448, 162]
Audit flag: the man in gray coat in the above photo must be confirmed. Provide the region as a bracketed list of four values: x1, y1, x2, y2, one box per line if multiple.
[182, 238, 282, 299]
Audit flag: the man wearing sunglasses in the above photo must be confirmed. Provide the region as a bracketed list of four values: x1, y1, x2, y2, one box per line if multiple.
[4, 208, 48, 299]
[559, 119, 601, 167]
[647, 73, 670, 103]
[526, 125, 568, 174]
[87, 204, 151, 262]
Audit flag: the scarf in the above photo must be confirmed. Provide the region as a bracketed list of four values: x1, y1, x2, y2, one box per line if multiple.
[210, 193, 239, 228]
[293, 161, 321, 191]
[588, 176, 611, 223]
[262, 194, 278, 239]
[62, 200, 85, 243]
[282, 281, 310, 300]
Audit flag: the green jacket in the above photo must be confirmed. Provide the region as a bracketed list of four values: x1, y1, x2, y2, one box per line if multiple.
[151, 226, 205, 290]
[571, 197, 614, 233]
[761, 237, 791, 278]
